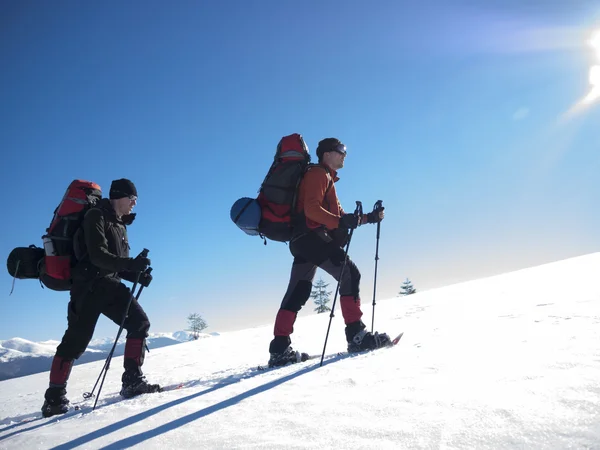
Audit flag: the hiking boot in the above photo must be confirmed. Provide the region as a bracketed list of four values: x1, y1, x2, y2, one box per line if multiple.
[120, 370, 162, 399]
[41, 386, 70, 418]
[268, 346, 309, 368]
[347, 329, 392, 353]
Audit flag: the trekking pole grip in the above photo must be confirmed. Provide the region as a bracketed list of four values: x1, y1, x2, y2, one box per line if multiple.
[374, 200, 383, 239]
[354, 201, 363, 216]
[133, 267, 153, 301]
[134, 248, 150, 275]
[131, 248, 150, 298]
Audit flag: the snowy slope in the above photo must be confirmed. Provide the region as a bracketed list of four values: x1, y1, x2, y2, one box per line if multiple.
[0, 332, 202, 381]
[1, 254, 599, 449]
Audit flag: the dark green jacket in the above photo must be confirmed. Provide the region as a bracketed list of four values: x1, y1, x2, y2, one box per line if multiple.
[72, 198, 136, 283]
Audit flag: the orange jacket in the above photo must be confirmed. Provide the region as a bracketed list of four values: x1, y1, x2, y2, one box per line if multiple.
[296, 164, 344, 231]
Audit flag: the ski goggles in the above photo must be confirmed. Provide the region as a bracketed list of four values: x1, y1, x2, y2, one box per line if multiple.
[331, 143, 347, 156]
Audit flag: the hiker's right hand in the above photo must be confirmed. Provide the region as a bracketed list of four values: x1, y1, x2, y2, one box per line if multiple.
[139, 272, 153, 287]
[129, 255, 151, 272]
[339, 214, 359, 230]
[366, 206, 385, 224]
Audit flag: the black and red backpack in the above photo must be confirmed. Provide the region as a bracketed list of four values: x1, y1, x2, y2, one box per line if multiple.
[256, 133, 312, 242]
[231, 133, 316, 243]
[6, 180, 102, 292]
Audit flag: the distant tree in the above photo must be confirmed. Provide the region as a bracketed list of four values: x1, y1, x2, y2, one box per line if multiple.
[187, 313, 208, 340]
[399, 278, 417, 296]
[311, 278, 332, 313]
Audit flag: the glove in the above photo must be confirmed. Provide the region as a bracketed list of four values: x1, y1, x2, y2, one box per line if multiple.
[339, 214, 359, 230]
[139, 272, 153, 288]
[129, 255, 151, 272]
[366, 206, 385, 224]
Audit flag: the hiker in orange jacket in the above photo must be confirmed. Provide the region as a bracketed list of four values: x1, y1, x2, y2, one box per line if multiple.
[268, 138, 390, 367]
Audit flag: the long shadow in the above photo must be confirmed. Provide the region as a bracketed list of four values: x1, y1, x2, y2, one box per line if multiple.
[0, 417, 43, 435]
[0, 417, 47, 440]
[0, 382, 130, 431]
[0, 405, 92, 442]
[0, 370, 218, 443]
[51, 355, 348, 450]
[0, 386, 137, 442]
[0, 369, 244, 444]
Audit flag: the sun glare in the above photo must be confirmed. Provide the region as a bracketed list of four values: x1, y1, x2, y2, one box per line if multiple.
[590, 65, 600, 87]
[590, 31, 600, 59]
[584, 33, 600, 104]
[565, 30, 600, 117]
[582, 65, 600, 104]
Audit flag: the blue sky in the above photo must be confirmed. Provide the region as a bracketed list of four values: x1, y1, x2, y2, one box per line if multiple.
[2, 1, 600, 342]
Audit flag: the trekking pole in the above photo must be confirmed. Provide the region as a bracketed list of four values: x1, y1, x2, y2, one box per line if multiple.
[83, 272, 149, 404]
[371, 200, 383, 333]
[320, 201, 362, 367]
[92, 266, 152, 410]
[83, 249, 150, 408]
[91, 265, 152, 410]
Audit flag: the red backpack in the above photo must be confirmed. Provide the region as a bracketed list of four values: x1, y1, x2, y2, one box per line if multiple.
[40, 180, 102, 290]
[256, 133, 312, 242]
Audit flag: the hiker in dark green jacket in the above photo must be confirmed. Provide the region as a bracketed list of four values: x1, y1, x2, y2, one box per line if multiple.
[41, 179, 160, 418]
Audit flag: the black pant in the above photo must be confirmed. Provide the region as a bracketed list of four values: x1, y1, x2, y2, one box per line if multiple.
[56, 277, 150, 360]
[269, 231, 363, 353]
[280, 231, 361, 313]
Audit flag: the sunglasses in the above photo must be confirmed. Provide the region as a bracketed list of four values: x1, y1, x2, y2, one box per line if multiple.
[112, 190, 138, 201]
[331, 143, 347, 156]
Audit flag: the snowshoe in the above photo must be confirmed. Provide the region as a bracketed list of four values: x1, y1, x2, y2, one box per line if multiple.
[347, 329, 392, 353]
[120, 371, 162, 399]
[41, 386, 70, 418]
[268, 346, 309, 368]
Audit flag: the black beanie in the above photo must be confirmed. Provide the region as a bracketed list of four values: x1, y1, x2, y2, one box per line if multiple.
[316, 138, 344, 160]
[109, 178, 138, 199]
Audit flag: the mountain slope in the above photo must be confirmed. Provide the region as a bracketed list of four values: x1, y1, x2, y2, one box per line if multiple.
[1, 253, 599, 449]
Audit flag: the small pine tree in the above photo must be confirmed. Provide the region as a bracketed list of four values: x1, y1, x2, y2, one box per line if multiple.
[187, 313, 208, 340]
[311, 278, 332, 313]
[399, 278, 417, 296]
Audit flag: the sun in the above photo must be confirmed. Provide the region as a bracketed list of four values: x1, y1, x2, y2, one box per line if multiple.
[561, 30, 600, 118]
[588, 31, 600, 96]
[582, 31, 600, 104]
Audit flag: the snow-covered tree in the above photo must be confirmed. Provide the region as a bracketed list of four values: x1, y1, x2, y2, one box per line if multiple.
[399, 278, 416, 296]
[311, 278, 332, 313]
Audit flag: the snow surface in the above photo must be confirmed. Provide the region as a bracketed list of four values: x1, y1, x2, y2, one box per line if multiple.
[1, 253, 600, 449]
